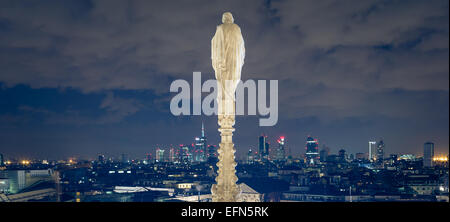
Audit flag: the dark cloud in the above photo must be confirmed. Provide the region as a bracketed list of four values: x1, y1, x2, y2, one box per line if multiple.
[0, 0, 448, 158]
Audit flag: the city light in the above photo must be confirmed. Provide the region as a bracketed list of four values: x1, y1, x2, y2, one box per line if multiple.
[433, 156, 448, 162]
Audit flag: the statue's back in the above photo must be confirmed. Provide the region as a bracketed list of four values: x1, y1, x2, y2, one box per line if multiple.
[212, 21, 245, 85]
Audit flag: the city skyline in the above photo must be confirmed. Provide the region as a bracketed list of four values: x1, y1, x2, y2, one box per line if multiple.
[1, 121, 447, 161]
[0, 0, 449, 160]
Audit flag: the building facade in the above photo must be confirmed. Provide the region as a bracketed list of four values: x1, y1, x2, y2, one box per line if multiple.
[423, 142, 434, 167]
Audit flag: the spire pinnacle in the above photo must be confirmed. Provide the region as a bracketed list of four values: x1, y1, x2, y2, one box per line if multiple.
[201, 121, 205, 137]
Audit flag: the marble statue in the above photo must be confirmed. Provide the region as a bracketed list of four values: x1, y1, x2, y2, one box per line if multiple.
[210, 12, 245, 202]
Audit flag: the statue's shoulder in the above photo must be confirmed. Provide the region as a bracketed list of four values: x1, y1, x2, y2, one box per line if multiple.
[233, 24, 242, 33]
[216, 24, 224, 32]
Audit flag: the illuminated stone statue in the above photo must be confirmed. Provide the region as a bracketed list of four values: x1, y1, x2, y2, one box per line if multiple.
[211, 12, 245, 202]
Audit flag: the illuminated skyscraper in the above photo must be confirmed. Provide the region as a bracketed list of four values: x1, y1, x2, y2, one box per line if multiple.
[259, 135, 269, 161]
[194, 122, 207, 162]
[247, 148, 255, 164]
[207, 145, 217, 158]
[376, 140, 385, 166]
[369, 141, 377, 160]
[305, 136, 319, 165]
[169, 147, 176, 163]
[423, 142, 434, 167]
[180, 145, 191, 164]
[276, 136, 286, 162]
[156, 148, 165, 162]
[207, 145, 218, 164]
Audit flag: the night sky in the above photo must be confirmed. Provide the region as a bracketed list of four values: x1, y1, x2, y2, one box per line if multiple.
[0, 0, 448, 160]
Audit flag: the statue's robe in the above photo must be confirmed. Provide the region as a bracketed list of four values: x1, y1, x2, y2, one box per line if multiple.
[211, 23, 245, 101]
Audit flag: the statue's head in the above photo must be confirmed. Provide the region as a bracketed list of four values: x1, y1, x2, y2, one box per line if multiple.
[222, 12, 234, 24]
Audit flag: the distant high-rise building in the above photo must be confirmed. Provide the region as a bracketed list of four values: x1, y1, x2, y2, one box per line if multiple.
[193, 138, 201, 162]
[259, 135, 269, 161]
[305, 136, 319, 165]
[207, 145, 217, 159]
[169, 147, 176, 163]
[389, 154, 398, 165]
[0, 153, 4, 166]
[376, 140, 385, 166]
[145, 153, 152, 164]
[368, 141, 377, 160]
[180, 145, 191, 163]
[97, 154, 105, 164]
[207, 145, 218, 165]
[423, 142, 434, 167]
[121, 154, 129, 163]
[156, 148, 165, 162]
[338, 149, 347, 162]
[194, 122, 207, 162]
[319, 145, 330, 163]
[276, 136, 286, 162]
[247, 148, 255, 164]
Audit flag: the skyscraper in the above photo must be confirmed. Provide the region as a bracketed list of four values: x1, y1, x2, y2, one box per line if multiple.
[247, 148, 254, 164]
[319, 145, 330, 163]
[180, 145, 191, 164]
[369, 141, 377, 160]
[376, 140, 385, 166]
[145, 153, 152, 164]
[194, 122, 207, 162]
[169, 147, 176, 163]
[338, 149, 347, 162]
[259, 135, 269, 161]
[156, 148, 165, 162]
[423, 142, 434, 167]
[276, 136, 286, 162]
[121, 153, 129, 164]
[0, 153, 4, 166]
[207, 145, 218, 165]
[305, 136, 319, 165]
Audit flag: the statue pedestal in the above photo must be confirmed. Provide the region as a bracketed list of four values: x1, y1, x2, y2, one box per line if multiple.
[211, 114, 241, 202]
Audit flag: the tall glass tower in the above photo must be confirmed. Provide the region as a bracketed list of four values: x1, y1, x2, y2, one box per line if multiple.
[305, 136, 319, 165]
[423, 142, 434, 167]
[247, 148, 254, 164]
[156, 148, 165, 162]
[369, 141, 377, 160]
[376, 140, 385, 166]
[259, 135, 269, 161]
[276, 136, 286, 162]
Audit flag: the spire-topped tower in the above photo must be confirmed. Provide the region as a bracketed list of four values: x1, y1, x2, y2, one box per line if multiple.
[202, 121, 205, 138]
[195, 121, 208, 163]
